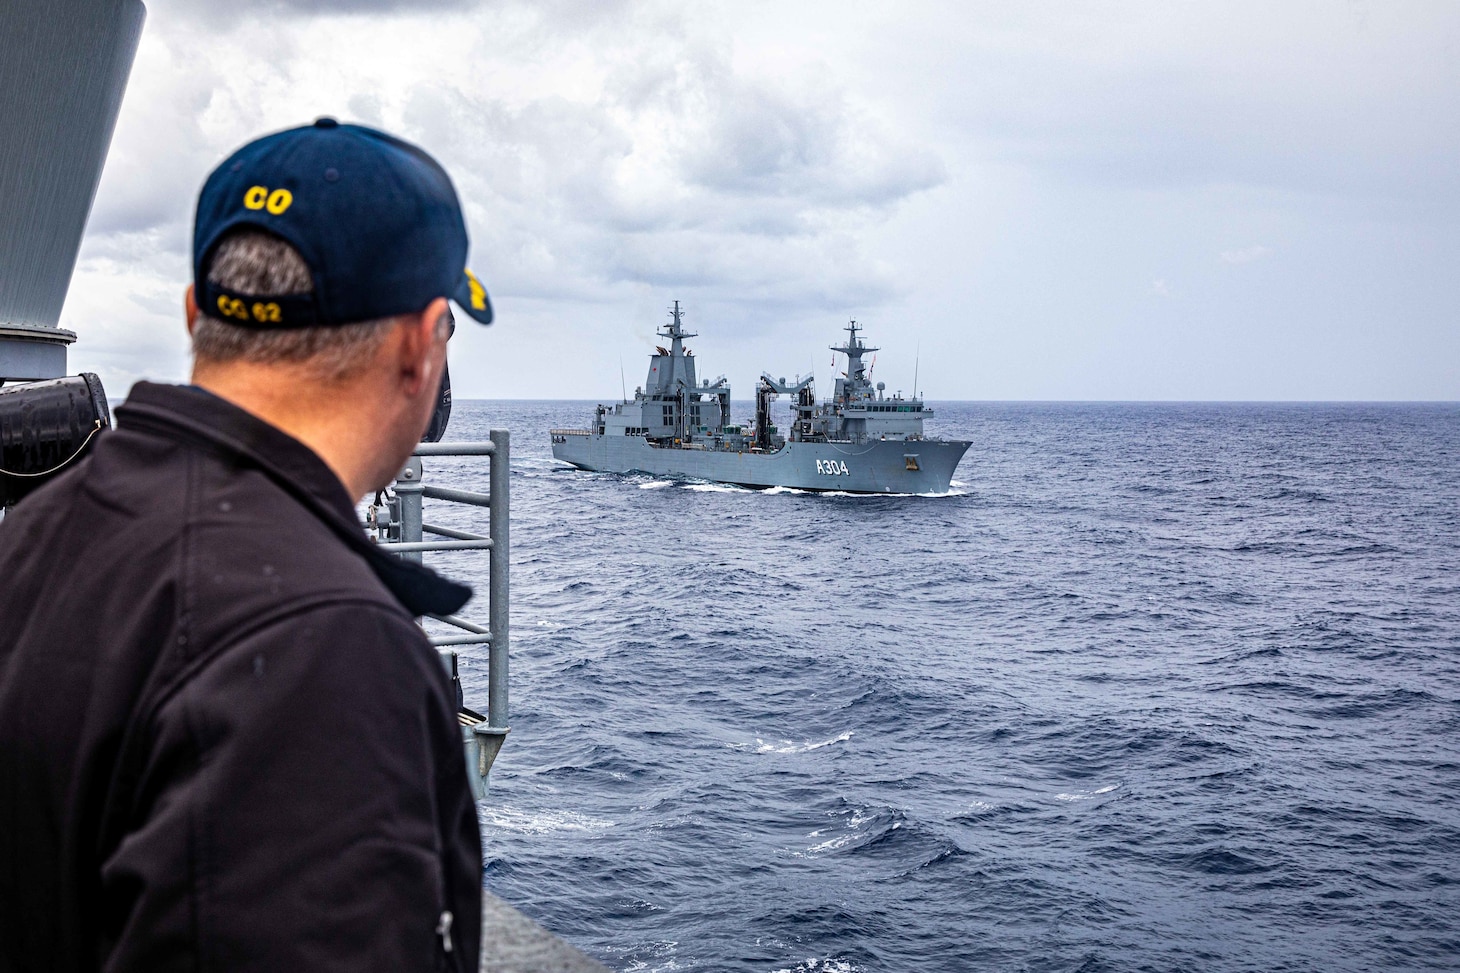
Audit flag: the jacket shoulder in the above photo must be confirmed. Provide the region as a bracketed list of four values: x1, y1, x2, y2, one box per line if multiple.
[182, 443, 405, 643]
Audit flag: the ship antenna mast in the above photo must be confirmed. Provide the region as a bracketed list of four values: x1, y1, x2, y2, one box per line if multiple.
[914, 340, 920, 400]
[660, 299, 696, 347]
[620, 355, 627, 403]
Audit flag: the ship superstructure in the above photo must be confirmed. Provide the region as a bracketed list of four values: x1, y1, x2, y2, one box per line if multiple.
[551, 304, 970, 493]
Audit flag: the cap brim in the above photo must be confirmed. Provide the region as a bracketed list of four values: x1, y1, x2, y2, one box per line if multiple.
[453, 268, 494, 325]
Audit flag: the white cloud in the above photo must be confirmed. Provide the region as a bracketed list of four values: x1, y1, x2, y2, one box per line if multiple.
[66, 0, 944, 393]
[1220, 245, 1273, 265]
[53, 0, 1460, 400]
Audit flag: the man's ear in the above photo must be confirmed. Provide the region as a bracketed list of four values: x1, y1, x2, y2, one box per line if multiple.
[397, 297, 450, 396]
[185, 284, 199, 336]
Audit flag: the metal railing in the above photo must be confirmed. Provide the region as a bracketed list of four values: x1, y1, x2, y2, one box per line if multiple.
[368, 431, 510, 796]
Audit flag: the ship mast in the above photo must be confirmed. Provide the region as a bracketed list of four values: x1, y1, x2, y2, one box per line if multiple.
[654, 300, 698, 442]
[659, 299, 696, 357]
[830, 319, 878, 401]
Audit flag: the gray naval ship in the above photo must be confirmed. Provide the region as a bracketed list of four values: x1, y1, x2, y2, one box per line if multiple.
[552, 303, 970, 493]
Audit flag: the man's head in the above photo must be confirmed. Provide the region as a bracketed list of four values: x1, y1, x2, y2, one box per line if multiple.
[191, 229, 414, 382]
[186, 119, 491, 497]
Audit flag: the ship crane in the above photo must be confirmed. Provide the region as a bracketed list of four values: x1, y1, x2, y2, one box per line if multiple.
[756, 373, 816, 446]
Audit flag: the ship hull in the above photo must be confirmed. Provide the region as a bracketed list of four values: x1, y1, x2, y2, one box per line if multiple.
[552, 435, 969, 494]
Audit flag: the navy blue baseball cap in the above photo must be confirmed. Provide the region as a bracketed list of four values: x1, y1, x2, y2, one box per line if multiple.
[193, 117, 492, 329]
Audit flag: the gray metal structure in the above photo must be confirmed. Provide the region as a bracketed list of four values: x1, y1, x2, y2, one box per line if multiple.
[0, 0, 146, 382]
[552, 304, 971, 493]
[479, 892, 610, 973]
[367, 435, 512, 798]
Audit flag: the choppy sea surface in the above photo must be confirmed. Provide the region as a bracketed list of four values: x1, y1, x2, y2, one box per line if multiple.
[426, 401, 1460, 973]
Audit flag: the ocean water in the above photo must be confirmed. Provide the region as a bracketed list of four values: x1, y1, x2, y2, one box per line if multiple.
[425, 401, 1460, 973]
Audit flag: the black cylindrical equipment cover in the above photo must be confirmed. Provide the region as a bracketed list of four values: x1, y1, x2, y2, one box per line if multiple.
[421, 358, 452, 443]
[0, 373, 110, 507]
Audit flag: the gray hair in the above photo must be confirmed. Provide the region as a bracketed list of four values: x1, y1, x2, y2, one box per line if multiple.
[193, 230, 400, 382]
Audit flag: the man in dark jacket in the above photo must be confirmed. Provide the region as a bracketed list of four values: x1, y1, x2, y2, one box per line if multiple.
[0, 119, 494, 970]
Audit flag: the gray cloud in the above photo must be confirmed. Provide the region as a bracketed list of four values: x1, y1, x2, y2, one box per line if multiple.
[382, 18, 942, 317]
[263, 0, 478, 9]
[662, 62, 944, 209]
[903, 2, 1459, 207]
[65, 0, 1460, 400]
[149, 0, 484, 29]
[96, 0, 940, 324]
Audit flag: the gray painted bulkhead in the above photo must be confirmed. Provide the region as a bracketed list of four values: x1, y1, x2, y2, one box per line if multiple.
[0, 0, 146, 382]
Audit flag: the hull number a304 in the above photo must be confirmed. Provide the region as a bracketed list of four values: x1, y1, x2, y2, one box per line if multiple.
[815, 459, 850, 476]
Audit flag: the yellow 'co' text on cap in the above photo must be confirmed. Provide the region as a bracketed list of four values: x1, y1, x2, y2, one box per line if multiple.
[243, 186, 294, 215]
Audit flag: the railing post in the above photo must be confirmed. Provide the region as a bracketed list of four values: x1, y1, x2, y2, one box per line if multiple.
[487, 429, 509, 731]
[395, 456, 424, 564]
[398, 441, 507, 789]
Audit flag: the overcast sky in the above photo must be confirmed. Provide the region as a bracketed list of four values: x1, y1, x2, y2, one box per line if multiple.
[65, 0, 1459, 400]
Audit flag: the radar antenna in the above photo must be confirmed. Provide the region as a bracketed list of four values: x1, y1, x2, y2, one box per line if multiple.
[830, 318, 878, 392]
[659, 299, 697, 343]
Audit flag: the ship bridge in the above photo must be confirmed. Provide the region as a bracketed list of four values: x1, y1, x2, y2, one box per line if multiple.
[811, 320, 932, 443]
[586, 302, 732, 442]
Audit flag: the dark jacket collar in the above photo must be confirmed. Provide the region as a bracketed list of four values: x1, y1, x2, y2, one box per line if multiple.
[116, 382, 472, 617]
